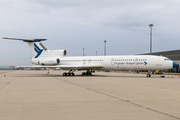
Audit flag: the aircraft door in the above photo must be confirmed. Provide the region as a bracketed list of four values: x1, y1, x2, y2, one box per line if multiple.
[111, 58, 115, 65]
[83, 59, 86, 65]
[110, 58, 115, 69]
[135, 58, 139, 70]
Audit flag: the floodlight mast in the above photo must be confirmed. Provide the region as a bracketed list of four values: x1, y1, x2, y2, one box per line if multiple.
[104, 40, 107, 56]
[83, 48, 85, 56]
[148, 24, 153, 55]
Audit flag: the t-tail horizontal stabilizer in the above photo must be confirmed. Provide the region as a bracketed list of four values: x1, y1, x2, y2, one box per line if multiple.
[3, 37, 47, 42]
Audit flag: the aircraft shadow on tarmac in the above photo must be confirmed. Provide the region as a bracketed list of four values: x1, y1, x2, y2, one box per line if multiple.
[4, 73, 151, 78]
[2, 71, 154, 78]
[45, 74, 147, 78]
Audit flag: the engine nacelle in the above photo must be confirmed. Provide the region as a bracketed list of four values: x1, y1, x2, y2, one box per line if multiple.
[31, 58, 60, 65]
[39, 58, 60, 65]
[47, 49, 67, 56]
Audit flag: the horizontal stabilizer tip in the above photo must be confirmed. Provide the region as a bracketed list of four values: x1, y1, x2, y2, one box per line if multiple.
[2, 37, 47, 42]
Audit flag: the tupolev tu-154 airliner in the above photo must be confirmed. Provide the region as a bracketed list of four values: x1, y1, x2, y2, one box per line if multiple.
[3, 37, 179, 77]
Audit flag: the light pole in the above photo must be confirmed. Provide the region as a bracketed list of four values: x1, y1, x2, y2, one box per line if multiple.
[83, 48, 85, 56]
[104, 40, 106, 56]
[96, 51, 97, 56]
[148, 24, 153, 55]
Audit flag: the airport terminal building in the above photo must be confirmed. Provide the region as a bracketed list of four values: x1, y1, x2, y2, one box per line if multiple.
[142, 49, 180, 73]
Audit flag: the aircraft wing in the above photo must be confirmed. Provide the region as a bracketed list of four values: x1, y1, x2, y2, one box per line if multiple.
[57, 65, 103, 70]
[18, 65, 103, 70]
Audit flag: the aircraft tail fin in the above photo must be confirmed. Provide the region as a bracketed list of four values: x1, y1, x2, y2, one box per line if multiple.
[3, 37, 47, 58]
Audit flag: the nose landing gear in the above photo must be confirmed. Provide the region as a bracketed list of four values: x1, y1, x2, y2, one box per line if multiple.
[146, 73, 151, 77]
[146, 71, 151, 77]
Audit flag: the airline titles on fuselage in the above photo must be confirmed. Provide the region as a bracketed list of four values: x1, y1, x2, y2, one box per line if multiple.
[60, 58, 148, 66]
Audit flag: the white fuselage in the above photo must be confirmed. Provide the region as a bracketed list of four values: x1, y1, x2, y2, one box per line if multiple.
[32, 55, 174, 71]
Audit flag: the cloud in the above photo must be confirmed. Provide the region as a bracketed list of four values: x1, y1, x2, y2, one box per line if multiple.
[1, 0, 180, 65]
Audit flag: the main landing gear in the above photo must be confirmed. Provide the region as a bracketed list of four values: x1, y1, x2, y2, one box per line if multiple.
[63, 72, 75, 76]
[82, 71, 92, 76]
[62, 70, 93, 76]
[63, 70, 75, 76]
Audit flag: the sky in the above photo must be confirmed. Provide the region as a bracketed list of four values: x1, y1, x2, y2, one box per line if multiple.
[1, 0, 180, 65]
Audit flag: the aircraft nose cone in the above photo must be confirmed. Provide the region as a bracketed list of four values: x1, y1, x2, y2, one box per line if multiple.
[173, 61, 179, 68]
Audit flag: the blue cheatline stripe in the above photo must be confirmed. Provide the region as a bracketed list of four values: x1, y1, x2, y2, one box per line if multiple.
[34, 43, 43, 58]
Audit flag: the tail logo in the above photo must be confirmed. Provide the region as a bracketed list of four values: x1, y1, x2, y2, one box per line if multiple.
[34, 43, 43, 58]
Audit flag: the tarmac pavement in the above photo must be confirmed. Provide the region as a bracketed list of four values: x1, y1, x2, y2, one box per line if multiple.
[0, 70, 180, 120]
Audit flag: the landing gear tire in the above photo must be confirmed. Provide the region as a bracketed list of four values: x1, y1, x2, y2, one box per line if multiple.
[82, 72, 92, 76]
[63, 72, 74, 76]
[63, 73, 67, 76]
[70, 73, 74, 76]
[82, 72, 85, 76]
[85, 72, 88, 76]
[88, 72, 92, 76]
[146, 74, 151, 77]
